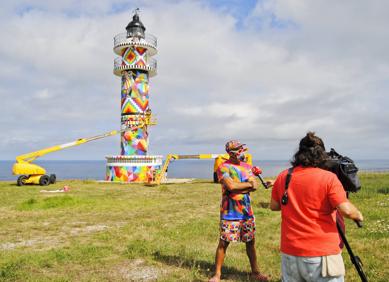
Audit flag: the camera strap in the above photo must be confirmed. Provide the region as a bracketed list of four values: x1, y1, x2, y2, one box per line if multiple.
[282, 167, 294, 205]
[285, 167, 294, 189]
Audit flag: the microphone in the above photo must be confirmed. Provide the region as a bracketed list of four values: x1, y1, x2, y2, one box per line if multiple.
[252, 166, 269, 189]
[252, 166, 262, 175]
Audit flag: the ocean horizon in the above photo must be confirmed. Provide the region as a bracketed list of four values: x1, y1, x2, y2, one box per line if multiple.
[2, 159, 389, 182]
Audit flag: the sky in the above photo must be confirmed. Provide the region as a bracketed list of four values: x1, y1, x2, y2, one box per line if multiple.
[1, 0, 388, 161]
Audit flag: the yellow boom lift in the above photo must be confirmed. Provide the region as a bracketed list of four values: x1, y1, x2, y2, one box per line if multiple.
[12, 130, 124, 186]
[153, 153, 252, 185]
[13, 112, 156, 186]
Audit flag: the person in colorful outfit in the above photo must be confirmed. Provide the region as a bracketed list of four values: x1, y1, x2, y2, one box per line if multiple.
[270, 132, 363, 281]
[209, 140, 271, 282]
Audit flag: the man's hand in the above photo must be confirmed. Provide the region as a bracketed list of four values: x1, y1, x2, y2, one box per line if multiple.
[337, 201, 363, 222]
[356, 210, 364, 222]
[249, 178, 259, 191]
[265, 179, 275, 189]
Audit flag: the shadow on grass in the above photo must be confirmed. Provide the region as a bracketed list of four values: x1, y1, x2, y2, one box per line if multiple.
[377, 187, 389, 194]
[160, 180, 216, 186]
[153, 251, 278, 281]
[257, 202, 270, 209]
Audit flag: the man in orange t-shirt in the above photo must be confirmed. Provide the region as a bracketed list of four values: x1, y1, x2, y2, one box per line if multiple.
[270, 132, 363, 281]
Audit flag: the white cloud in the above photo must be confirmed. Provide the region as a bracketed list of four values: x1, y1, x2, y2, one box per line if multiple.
[34, 88, 51, 100]
[0, 0, 388, 161]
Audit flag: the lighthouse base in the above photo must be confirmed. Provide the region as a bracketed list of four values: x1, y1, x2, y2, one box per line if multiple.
[105, 155, 163, 183]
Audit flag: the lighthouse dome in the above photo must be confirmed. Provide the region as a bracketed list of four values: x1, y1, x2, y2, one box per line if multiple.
[126, 12, 146, 39]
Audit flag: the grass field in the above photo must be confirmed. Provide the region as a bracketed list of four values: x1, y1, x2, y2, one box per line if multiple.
[0, 173, 388, 281]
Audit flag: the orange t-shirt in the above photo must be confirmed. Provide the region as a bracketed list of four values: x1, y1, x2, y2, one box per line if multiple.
[272, 166, 347, 256]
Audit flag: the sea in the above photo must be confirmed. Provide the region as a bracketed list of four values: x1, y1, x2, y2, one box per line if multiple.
[1, 159, 389, 182]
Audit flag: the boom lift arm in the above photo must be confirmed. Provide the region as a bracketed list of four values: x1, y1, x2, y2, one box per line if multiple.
[15, 130, 122, 164]
[153, 153, 254, 185]
[12, 129, 124, 186]
[154, 154, 223, 185]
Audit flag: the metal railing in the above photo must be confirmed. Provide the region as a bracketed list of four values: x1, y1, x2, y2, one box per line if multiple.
[113, 32, 157, 49]
[114, 57, 157, 70]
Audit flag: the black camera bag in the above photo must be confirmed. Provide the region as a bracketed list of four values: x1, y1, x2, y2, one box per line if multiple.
[325, 148, 361, 192]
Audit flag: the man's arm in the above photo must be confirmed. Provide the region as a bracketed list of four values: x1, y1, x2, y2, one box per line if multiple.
[270, 198, 281, 211]
[221, 177, 258, 193]
[269, 174, 282, 211]
[337, 201, 363, 222]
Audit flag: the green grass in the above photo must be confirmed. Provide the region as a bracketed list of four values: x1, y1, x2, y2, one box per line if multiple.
[0, 174, 388, 281]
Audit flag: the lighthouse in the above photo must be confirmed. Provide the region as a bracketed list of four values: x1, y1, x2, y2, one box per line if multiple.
[106, 10, 162, 182]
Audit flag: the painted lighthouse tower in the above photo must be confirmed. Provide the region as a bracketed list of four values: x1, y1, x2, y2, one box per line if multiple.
[106, 10, 162, 182]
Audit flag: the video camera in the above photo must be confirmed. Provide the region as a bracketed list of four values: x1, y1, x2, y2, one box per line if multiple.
[324, 148, 361, 193]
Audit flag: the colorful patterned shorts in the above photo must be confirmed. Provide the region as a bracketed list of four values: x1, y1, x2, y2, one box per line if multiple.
[220, 218, 256, 242]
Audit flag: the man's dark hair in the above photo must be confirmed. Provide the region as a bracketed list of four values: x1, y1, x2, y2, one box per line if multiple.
[291, 132, 327, 168]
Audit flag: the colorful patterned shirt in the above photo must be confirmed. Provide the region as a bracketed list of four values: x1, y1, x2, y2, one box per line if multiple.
[217, 160, 255, 220]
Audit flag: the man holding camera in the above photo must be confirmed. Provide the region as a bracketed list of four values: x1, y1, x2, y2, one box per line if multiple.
[209, 140, 270, 282]
[270, 132, 363, 281]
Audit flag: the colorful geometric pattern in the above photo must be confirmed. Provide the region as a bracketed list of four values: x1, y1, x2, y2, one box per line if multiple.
[122, 47, 147, 67]
[106, 164, 161, 183]
[121, 70, 149, 114]
[121, 114, 146, 128]
[121, 128, 148, 155]
[121, 71, 132, 100]
[217, 160, 255, 220]
[220, 218, 256, 242]
[108, 19, 158, 184]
